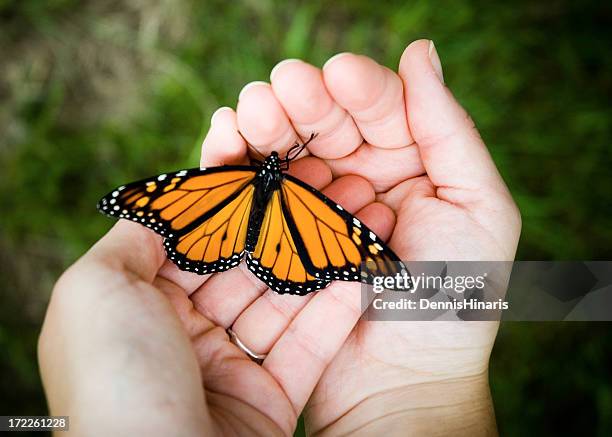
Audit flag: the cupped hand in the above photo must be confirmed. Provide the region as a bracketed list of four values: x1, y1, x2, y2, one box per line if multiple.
[39, 39, 521, 436]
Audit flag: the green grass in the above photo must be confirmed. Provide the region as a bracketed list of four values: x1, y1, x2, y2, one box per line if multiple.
[0, 0, 610, 434]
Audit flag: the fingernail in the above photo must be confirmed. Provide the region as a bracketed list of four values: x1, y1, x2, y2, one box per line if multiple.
[210, 106, 233, 125]
[270, 59, 302, 81]
[238, 81, 269, 102]
[323, 52, 351, 70]
[428, 40, 444, 84]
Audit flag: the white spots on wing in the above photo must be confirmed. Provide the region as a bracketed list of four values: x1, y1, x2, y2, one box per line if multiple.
[336, 204, 343, 210]
[109, 198, 116, 204]
[353, 218, 361, 227]
[158, 174, 167, 181]
[112, 191, 119, 197]
[369, 231, 376, 240]
[243, 253, 329, 295]
[176, 170, 188, 177]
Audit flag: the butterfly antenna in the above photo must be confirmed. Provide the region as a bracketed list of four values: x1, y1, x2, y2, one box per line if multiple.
[285, 132, 318, 162]
[237, 130, 266, 161]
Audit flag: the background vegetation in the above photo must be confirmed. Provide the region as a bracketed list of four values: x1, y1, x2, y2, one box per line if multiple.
[1, 0, 610, 435]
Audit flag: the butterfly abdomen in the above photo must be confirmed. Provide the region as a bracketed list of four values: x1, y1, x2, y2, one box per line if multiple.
[245, 194, 269, 251]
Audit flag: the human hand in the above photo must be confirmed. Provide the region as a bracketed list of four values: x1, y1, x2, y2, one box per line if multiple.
[38, 63, 399, 437]
[38, 39, 520, 436]
[205, 39, 520, 435]
[301, 41, 521, 435]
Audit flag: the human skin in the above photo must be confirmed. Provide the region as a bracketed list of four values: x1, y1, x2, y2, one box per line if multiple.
[38, 39, 520, 436]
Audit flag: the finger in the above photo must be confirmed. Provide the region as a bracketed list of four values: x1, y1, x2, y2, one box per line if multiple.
[190, 326, 297, 436]
[156, 261, 212, 296]
[153, 276, 215, 338]
[376, 175, 436, 212]
[190, 264, 267, 328]
[270, 59, 362, 159]
[323, 53, 413, 148]
[262, 280, 362, 414]
[188, 158, 332, 326]
[229, 175, 376, 355]
[237, 82, 300, 158]
[228, 291, 313, 355]
[399, 39, 508, 196]
[201, 106, 249, 166]
[284, 156, 332, 181]
[352, 202, 396, 242]
[325, 142, 424, 192]
[87, 220, 165, 283]
[260, 201, 396, 414]
[377, 175, 449, 261]
[314, 174, 375, 207]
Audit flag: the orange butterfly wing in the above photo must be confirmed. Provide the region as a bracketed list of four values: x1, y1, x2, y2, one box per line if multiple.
[98, 165, 409, 294]
[98, 167, 257, 272]
[164, 183, 255, 273]
[280, 175, 409, 286]
[246, 189, 330, 294]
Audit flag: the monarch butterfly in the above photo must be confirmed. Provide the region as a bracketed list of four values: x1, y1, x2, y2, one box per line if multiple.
[97, 135, 410, 295]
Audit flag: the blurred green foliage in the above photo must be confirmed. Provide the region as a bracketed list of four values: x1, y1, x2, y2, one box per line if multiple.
[0, 0, 610, 435]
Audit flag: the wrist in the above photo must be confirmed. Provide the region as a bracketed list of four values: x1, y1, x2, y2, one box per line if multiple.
[310, 373, 497, 436]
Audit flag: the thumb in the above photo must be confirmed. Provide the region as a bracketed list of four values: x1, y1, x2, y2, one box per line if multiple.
[86, 220, 165, 283]
[399, 39, 507, 198]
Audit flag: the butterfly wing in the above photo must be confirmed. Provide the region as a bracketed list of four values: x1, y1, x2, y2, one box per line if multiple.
[97, 164, 409, 291]
[98, 166, 257, 273]
[164, 183, 256, 273]
[280, 174, 410, 287]
[246, 188, 330, 295]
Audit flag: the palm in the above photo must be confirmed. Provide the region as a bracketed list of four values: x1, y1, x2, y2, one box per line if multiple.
[303, 159, 506, 431]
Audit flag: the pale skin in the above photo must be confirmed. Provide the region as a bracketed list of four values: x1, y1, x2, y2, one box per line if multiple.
[39, 40, 521, 436]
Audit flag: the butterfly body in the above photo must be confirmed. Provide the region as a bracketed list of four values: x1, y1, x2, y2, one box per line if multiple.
[98, 146, 410, 295]
[244, 151, 283, 252]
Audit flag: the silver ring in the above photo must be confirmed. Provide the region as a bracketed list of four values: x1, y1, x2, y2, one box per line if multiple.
[226, 328, 267, 365]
